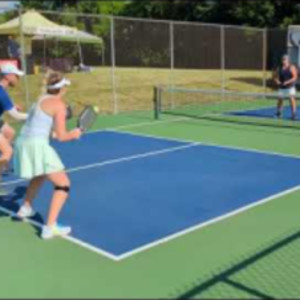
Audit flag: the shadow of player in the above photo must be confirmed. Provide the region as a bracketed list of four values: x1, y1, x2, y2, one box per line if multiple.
[0, 186, 44, 237]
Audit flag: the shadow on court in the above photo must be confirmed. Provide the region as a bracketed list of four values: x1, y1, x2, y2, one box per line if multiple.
[0, 186, 27, 213]
[177, 230, 300, 299]
[0, 186, 44, 236]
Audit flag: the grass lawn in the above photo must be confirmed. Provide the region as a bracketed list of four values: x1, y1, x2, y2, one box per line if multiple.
[7, 67, 271, 117]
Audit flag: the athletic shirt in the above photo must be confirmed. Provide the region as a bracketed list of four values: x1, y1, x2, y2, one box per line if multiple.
[279, 66, 295, 89]
[21, 96, 53, 139]
[0, 85, 14, 117]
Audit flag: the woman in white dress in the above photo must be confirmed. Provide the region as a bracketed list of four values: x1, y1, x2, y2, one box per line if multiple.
[14, 72, 82, 239]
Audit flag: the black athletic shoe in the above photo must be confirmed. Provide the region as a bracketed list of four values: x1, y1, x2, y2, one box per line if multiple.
[275, 111, 282, 118]
[291, 114, 297, 121]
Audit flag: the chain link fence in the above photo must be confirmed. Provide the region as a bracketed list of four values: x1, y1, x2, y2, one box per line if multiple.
[0, 8, 288, 115]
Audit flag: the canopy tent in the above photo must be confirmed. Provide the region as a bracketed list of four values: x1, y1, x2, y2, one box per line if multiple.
[0, 10, 102, 44]
[0, 9, 103, 68]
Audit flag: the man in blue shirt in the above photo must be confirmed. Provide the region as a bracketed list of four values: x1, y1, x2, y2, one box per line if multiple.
[0, 63, 28, 194]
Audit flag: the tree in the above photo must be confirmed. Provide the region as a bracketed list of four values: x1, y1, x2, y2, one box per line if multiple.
[20, 0, 74, 10]
[17, 0, 300, 29]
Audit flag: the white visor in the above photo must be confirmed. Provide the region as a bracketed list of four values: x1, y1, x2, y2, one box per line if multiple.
[0, 63, 24, 76]
[47, 78, 71, 90]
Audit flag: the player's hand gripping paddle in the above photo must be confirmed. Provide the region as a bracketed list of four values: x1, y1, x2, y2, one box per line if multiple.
[77, 105, 99, 132]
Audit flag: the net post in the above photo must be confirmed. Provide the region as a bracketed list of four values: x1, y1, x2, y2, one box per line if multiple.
[154, 86, 161, 120]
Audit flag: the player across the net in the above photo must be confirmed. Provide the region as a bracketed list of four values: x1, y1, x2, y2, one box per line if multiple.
[153, 85, 300, 127]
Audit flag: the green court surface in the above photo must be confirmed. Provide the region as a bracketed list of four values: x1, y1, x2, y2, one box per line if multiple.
[1, 111, 300, 299]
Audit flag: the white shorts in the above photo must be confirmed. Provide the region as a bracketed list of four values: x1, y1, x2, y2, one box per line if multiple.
[278, 87, 296, 98]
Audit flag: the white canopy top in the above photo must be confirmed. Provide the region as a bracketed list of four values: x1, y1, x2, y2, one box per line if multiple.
[0, 9, 102, 44]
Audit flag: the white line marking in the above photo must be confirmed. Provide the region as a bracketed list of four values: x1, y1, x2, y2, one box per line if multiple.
[0, 142, 201, 260]
[67, 142, 197, 173]
[0, 205, 119, 261]
[2, 122, 300, 261]
[114, 184, 300, 260]
[2, 142, 196, 187]
[6, 113, 297, 186]
[108, 129, 300, 160]
[2, 181, 299, 262]
[62, 235, 119, 261]
[1, 178, 27, 186]
[87, 116, 189, 135]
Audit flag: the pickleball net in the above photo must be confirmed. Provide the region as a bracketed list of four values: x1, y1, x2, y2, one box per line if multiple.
[153, 86, 300, 129]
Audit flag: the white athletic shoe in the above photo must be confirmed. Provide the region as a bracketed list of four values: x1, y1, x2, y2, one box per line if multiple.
[41, 223, 72, 240]
[17, 205, 35, 219]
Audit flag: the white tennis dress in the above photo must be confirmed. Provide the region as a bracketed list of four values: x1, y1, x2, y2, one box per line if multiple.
[14, 96, 64, 179]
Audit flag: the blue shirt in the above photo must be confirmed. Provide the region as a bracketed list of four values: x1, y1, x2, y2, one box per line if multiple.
[7, 39, 20, 58]
[0, 85, 14, 117]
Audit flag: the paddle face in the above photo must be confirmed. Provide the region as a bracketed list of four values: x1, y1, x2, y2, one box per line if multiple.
[77, 106, 98, 132]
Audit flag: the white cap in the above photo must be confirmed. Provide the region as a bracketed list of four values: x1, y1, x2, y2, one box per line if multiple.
[47, 77, 71, 90]
[0, 63, 24, 76]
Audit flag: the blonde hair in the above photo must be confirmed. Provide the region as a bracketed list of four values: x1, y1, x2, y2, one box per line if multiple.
[42, 69, 64, 95]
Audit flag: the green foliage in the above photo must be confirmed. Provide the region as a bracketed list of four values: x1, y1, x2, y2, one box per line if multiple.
[20, 0, 73, 10]
[17, 0, 300, 29]
[135, 48, 169, 67]
[121, 0, 300, 29]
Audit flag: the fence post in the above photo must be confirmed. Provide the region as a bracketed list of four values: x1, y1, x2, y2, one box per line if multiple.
[221, 25, 225, 92]
[263, 28, 268, 94]
[110, 16, 118, 114]
[169, 21, 175, 108]
[18, 5, 29, 108]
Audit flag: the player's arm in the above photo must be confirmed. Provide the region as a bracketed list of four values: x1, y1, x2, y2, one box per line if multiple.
[7, 107, 28, 121]
[53, 102, 81, 142]
[283, 65, 298, 86]
[2, 92, 28, 121]
[273, 68, 281, 86]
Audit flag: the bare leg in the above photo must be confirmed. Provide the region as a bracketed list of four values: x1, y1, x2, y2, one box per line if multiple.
[0, 134, 13, 184]
[23, 176, 46, 207]
[290, 96, 297, 120]
[1, 124, 15, 144]
[46, 171, 70, 226]
[276, 98, 283, 117]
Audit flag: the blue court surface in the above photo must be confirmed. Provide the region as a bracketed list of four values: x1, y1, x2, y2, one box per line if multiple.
[228, 106, 300, 120]
[1, 130, 300, 259]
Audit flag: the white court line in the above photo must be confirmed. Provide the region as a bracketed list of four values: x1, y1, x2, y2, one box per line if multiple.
[1, 117, 189, 187]
[2, 182, 299, 262]
[84, 115, 300, 160]
[2, 142, 197, 187]
[87, 116, 189, 134]
[67, 142, 197, 174]
[0, 206, 118, 261]
[108, 129, 300, 160]
[115, 184, 300, 261]
[0, 141, 200, 261]
[2, 120, 300, 261]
